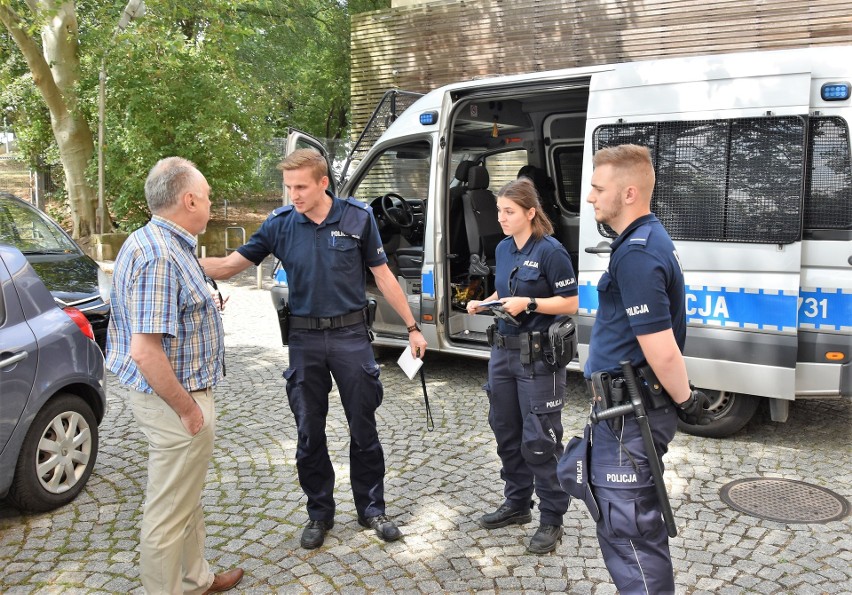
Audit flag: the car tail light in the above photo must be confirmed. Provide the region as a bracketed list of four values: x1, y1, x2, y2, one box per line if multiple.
[63, 306, 95, 341]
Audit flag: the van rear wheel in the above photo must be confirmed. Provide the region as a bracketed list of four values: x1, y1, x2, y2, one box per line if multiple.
[677, 390, 760, 438]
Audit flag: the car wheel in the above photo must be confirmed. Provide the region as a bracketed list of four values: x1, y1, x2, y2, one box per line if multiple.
[677, 389, 760, 438]
[7, 393, 99, 513]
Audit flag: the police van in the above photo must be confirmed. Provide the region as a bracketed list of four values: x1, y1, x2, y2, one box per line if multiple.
[280, 46, 851, 438]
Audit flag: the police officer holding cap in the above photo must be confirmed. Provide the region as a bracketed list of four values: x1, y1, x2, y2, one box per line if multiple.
[583, 144, 710, 593]
[201, 149, 427, 550]
[467, 177, 578, 554]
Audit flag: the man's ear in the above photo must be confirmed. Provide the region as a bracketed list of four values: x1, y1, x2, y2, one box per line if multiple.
[182, 191, 196, 210]
[623, 185, 639, 205]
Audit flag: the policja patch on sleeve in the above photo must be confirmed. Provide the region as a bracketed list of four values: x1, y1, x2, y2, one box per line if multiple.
[557, 422, 601, 521]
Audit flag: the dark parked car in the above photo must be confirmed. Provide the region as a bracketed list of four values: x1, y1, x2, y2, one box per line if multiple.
[0, 192, 110, 349]
[0, 244, 107, 512]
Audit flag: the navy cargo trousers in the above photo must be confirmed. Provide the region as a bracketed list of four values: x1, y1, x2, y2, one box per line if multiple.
[283, 322, 386, 522]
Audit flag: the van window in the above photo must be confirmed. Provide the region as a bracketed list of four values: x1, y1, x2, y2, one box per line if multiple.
[483, 150, 528, 194]
[593, 117, 806, 244]
[351, 140, 432, 204]
[806, 117, 852, 231]
[553, 146, 583, 214]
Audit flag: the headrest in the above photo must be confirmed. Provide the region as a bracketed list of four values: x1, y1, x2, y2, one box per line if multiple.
[455, 160, 474, 183]
[467, 165, 490, 190]
[518, 165, 554, 194]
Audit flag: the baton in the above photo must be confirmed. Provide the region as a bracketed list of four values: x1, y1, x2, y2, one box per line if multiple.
[589, 360, 677, 537]
[415, 348, 434, 432]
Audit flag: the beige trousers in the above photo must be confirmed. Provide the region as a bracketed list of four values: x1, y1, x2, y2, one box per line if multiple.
[130, 388, 216, 595]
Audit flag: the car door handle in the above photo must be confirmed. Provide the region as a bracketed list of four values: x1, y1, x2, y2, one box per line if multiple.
[585, 243, 612, 254]
[0, 351, 29, 369]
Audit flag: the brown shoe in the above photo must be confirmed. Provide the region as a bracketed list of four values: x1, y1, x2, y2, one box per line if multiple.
[202, 568, 244, 594]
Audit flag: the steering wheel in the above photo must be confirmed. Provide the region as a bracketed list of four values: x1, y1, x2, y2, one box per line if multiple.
[380, 193, 416, 229]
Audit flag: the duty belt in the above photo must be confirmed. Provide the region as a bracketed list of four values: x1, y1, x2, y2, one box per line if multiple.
[289, 308, 366, 330]
[494, 332, 522, 350]
[586, 369, 670, 412]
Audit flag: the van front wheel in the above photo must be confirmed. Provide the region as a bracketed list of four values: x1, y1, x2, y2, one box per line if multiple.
[677, 390, 760, 438]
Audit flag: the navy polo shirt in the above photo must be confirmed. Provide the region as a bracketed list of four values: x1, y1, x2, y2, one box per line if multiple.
[494, 234, 578, 336]
[237, 193, 387, 317]
[584, 214, 686, 377]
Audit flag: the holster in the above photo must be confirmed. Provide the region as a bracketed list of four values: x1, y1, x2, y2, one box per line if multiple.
[519, 331, 543, 365]
[486, 323, 496, 347]
[277, 299, 291, 346]
[366, 298, 377, 328]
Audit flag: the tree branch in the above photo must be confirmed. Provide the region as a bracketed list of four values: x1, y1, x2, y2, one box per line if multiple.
[0, 3, 68, 121]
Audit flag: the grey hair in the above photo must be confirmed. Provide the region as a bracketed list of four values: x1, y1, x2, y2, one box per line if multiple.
[144, 157, 199, 213]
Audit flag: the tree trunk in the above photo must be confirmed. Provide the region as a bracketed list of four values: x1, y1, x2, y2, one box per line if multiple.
[54, 114, 98, 237]
[0, 1, 105, 238]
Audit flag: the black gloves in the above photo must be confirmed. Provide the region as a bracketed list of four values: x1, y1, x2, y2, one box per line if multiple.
[676, 390, 713, 425]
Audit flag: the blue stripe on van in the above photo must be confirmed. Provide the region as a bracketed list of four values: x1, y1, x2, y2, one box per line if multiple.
[685, 286, 798, 331]
[576, 281, 835, 332]
[421, 268, 435, 299]
[798, 287, 852, 331]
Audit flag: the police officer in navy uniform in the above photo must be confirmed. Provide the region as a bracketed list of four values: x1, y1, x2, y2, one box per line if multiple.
[467, 177, 578, 554]
[201, 149, 427, 550]
[584, 144, 710, 593]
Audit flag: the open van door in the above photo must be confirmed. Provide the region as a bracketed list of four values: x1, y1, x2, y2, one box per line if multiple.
[284, 129, 335, 198]
[579, 54, 812, 436]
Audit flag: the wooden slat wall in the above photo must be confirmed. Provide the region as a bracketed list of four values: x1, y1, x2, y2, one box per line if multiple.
[351, 0, 852, 133]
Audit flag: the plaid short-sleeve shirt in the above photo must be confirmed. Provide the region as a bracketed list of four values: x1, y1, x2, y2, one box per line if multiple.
[106, 216, 224, 393]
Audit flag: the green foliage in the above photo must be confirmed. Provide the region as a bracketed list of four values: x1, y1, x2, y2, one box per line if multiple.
[94, 1, 275, 229]
[1, 0, 386, 232]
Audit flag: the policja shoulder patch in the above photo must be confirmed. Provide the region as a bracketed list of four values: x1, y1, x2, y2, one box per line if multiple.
[557, 423, 601, 521]
[520, 412, 558, 465]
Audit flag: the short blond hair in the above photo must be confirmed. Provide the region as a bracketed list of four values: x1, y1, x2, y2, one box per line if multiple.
[278, 148, 328, 182]
[593, 144, 655, 196]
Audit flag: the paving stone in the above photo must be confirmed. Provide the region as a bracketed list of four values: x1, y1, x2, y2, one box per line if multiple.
[0, 275, 850, 593]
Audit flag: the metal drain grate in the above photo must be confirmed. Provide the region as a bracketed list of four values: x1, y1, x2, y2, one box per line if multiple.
[720, 478, 850, 524]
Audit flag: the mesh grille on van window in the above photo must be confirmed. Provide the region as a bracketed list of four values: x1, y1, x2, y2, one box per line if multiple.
[593, 117, 807, 244]
[806, 117, 852, 230]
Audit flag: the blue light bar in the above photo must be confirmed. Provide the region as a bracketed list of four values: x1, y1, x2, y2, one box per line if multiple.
[419, 111, 439, 125]
[821, 82, 851, 101]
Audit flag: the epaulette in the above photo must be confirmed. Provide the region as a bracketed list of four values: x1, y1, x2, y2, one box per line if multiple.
[344, 196, 373, 214]
[269, 204, 294, 219]
[626, 222, 652, 248]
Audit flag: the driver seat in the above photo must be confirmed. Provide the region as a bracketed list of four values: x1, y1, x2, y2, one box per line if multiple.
[462, 166, 504, 276]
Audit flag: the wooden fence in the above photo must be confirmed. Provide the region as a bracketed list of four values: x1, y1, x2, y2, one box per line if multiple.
[351, 0, 852, 132]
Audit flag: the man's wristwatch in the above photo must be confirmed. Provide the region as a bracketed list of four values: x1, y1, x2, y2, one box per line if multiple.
[525, 297, 537, 314]
[407, 323, 421, 333]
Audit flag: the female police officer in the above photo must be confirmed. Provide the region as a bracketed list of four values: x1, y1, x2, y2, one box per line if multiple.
[467, 177, 578, 554]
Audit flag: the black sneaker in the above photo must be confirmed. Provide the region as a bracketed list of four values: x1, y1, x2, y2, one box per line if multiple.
[527, 524, 563, 554]
[479, 502, 533, 529]
[358, 513, 402, 542]
[300, 519, 334, 549]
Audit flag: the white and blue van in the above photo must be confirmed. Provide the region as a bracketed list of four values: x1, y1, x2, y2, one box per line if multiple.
[281, 46, 851, 437]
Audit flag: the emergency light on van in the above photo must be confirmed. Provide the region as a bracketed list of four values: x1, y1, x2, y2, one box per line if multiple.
[420, 111, 439, 125]
[821, 82, 850, 101]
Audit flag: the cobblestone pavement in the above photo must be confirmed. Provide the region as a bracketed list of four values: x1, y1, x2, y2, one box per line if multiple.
[2, 270, 851, 594]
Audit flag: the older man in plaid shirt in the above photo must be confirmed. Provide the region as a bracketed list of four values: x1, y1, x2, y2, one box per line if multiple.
[107, 157, 242, 594]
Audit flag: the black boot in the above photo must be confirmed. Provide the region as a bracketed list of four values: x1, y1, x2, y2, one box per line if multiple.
[527, 524, 563, 554]
[479, 502, 533, 529]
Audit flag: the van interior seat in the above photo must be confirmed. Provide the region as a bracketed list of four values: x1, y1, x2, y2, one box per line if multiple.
[448, 160, 475, 272]
[463, 165, 504, 276]
[517, 164, 560, 224]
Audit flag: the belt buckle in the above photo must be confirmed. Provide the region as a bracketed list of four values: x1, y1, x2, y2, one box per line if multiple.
[317, 317, 333, 330]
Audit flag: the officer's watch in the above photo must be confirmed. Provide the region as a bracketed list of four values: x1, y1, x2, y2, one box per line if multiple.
[407, 323, 422, 333]
[525, 297, 537, 314]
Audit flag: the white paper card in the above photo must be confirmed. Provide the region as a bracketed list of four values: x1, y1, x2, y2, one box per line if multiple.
[397, 348, 423, 380]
